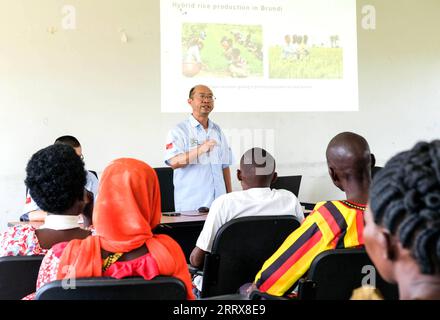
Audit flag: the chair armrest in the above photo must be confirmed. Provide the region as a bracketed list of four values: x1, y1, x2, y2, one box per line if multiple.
[249, 290, 289, 300]
[297, 279, 317, 300]
[201, 293, 250, 300]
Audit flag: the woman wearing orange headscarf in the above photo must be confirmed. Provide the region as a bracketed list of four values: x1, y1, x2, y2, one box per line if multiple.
[31, 158, 194, 299]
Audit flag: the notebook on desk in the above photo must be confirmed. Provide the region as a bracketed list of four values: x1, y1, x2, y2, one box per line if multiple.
[161, 210, 208, 217]
[180, 210, 208, 216]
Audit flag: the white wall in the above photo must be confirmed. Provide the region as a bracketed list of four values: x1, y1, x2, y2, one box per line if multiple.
[1, 0, 440, 231]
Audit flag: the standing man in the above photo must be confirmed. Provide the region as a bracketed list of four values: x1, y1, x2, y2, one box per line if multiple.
[165, 85, 233, 212]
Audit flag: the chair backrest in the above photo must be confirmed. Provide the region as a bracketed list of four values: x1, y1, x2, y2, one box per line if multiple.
[0, 255, 44, 300]
[35, 276, 187, 300]
[299, 248, 399, 300]
[154, 221, 204, 263]
[371, 166, 383, 178]
[201, 215, 301, 298]
[154, 167, 175, 212]
[270, 175, 302, 197]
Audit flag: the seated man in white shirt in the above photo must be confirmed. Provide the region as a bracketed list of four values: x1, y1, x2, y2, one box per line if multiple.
[21, 135, 99, 222]
[189, 147, 304, 295]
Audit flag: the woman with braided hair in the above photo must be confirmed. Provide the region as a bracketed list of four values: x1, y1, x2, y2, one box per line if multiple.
[360, 140, 440, 300]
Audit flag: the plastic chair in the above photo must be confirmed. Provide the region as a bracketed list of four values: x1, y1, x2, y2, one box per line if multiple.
[154, 167, 175, 213]
[198, 215, 301, 298]
[297, 248, 399, 300]
[0, 255, 44, 299]
[35, 276, 187, 300]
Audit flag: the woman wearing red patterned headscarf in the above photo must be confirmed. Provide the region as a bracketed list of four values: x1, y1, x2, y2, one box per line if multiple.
[28, 158, 194, 300]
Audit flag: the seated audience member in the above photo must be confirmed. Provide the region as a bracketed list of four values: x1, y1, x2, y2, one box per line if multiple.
[221, 37, 234, 60]
[190, 148, 304, 295]
[353, 140, 440, 300]
[228, 48, 249, 78]
[182, 37, 205, 77]
[298, 35, 309, 59]
[282, 35, 295, 60]
[21, 135, 99, 222]
[247, 132, 372, 297]
[31, 158, 195, 300]
[0, 144, 92, 257]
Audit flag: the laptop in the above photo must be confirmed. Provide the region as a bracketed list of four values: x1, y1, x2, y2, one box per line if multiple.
[270, 175, 302, 197]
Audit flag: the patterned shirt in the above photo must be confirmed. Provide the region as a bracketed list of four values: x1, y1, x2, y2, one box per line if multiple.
[254, 200, 365, 296]
[0, 225, 47, 257]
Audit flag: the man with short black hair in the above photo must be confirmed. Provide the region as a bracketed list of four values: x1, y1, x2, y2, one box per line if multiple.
[21, 135, 99, 222]
[250, 132, 372, 297]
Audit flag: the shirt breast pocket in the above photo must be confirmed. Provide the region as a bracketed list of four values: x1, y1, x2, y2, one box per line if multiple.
[189, 137, 199, 150]
[189, 144, 198, 151]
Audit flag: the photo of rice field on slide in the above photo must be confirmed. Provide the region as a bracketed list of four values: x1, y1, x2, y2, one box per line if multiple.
[182, 23, 263, 78]
[269, 34, 343, 79]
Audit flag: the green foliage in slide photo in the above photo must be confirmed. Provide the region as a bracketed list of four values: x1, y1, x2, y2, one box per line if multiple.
[269, 46, 343, 79]
[182, 23, 263, 78]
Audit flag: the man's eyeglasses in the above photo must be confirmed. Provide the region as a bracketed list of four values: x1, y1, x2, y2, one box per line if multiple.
[195, 94, 216, 101]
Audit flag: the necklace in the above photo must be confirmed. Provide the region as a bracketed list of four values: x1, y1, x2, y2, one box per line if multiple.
[342, 200, 366, 211]
[102, 252, 123, 272]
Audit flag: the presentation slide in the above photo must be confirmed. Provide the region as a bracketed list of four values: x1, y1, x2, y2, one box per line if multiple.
[160, 0, 358, 112]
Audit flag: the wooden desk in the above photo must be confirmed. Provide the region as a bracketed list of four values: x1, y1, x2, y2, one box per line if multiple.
[8, 211, 207, 263]
[156, 211, 207, 262]
[160, 211, 207, 224]
[8, 211, 207, 228]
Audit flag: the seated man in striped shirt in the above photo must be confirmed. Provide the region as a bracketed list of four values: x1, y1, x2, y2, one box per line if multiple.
[250, 131, 374, 297]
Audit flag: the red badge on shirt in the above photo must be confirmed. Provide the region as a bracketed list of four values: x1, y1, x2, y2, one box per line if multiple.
[166, 143, 173, 150]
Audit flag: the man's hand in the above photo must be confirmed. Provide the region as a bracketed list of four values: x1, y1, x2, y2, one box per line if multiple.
[198, 139, 217, 155]
[168, 139, 217, 170]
